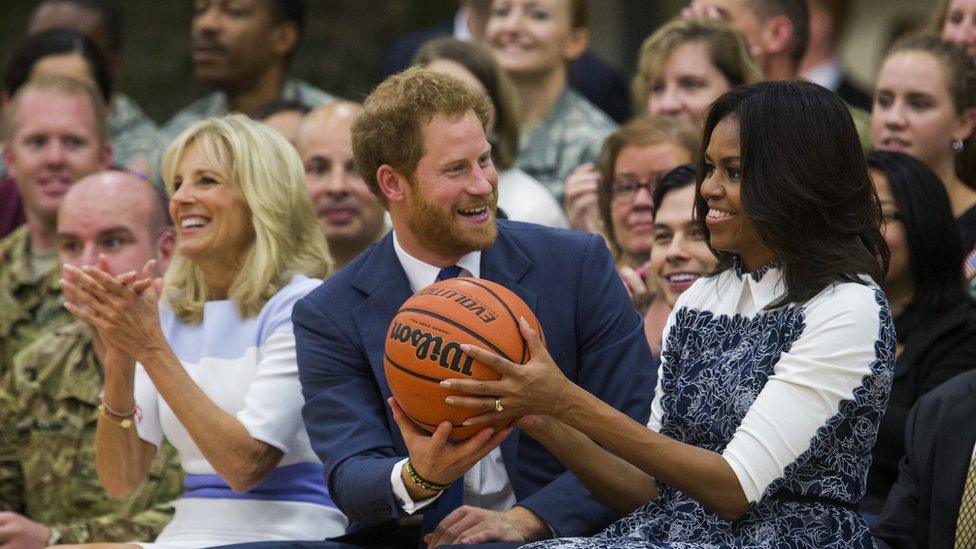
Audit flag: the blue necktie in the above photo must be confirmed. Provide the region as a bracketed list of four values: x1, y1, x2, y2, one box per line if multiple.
[436, 265, 463, 281]
[420, 265, 464, 542]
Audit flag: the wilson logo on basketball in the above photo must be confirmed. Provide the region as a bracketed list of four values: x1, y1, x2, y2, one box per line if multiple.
[389, 320, 476, 376]
[418, 287, 498, 323]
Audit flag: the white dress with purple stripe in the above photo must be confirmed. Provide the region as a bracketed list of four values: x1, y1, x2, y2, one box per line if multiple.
[133, 275, 347, 547]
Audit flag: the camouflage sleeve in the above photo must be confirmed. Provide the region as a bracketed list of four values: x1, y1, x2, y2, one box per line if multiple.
[52, 442, 182, 544]
[0, 362, 25, 511]
[51, 499, 177, 544]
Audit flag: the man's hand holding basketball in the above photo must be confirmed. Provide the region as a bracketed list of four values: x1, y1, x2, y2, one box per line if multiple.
[388, 398, 512, 501]
[442, 317, 579, 424]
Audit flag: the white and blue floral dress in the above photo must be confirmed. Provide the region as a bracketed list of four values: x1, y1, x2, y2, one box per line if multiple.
[529, 259, 894, 548]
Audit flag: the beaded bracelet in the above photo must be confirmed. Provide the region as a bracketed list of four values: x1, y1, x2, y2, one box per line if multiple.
[405, 459, 451, 492]
[98, 405, 134, 429]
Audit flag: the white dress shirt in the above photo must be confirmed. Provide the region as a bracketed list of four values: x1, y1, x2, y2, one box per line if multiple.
[389, 232, 517, 514]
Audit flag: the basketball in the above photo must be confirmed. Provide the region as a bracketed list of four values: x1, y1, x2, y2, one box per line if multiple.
[384, 277, 544, 441]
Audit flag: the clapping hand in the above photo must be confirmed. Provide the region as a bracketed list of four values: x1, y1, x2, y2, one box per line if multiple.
[62, 257, 165, 362]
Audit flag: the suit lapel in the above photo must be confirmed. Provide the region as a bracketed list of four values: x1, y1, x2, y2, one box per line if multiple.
[351, 233, 413, 397]
[932, 380, 976, 543]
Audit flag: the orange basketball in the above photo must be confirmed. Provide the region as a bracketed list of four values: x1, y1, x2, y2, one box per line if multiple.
[384, 277, 544, 441]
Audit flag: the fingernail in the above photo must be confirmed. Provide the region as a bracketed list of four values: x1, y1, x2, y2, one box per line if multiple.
[459, 344, 471, 352]
[445, 397, 456, 405]
[440, 380, 453, 388]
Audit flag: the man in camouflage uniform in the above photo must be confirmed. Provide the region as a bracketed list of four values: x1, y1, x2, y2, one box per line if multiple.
[160, 0, 337, 145]
[0, 76, 111, 369]
[0, 170, 182, 546]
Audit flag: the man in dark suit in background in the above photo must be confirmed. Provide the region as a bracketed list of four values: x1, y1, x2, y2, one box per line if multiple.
[383, 0, 632, 123]
[292, 67, 653, 547]
[874, 369, 976, 549]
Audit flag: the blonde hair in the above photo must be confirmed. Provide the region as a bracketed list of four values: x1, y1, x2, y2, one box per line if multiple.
[928, 0, 952, 34]
[161, 114, 332, 324]
[632, 18, 763, 115]
[3, 74, 107, 142]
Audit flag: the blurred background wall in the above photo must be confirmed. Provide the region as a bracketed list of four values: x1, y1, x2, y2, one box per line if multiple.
[0, 0, 934, 124]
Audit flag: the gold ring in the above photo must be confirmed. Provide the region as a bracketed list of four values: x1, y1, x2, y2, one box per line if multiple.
[494, 397, 504, 413]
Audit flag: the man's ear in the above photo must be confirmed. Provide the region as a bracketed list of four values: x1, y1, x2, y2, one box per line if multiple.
[760, 15, 794, 59]
[98, 141, 113, 170]
[155, 229, 176, 274]
[377, 165, 409, 204]
[270, 21, 300, 59]
[562, 27, 590, 62]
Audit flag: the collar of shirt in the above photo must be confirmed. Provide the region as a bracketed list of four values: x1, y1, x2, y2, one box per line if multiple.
[802, 59, 843, 92]
[454, 7, 473, 42]
[392, 230, 481, 292]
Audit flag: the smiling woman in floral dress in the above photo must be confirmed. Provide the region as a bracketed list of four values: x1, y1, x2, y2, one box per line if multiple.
[445, 81, 894, 548]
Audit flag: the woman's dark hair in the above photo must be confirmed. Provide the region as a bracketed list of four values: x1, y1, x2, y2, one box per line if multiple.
[652, 164, 697, 219]
[867, 150, 970, 314]
[413, 37, 521, 170]
[4, 28, 112, 102]
[695, 80, 888, 307]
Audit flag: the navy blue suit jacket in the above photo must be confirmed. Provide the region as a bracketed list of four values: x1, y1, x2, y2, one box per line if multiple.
[873, 370, 976, 549]
[293, 220, 654, 538]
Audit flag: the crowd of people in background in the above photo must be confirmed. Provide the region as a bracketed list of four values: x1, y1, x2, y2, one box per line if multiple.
[1, 0, 976, 548]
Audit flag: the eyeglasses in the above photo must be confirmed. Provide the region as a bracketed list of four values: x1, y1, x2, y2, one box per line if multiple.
[611, 177, 658, 204]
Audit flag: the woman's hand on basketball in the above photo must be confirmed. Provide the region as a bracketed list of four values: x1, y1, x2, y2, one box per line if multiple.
[443, 317, 577, 423]
[387, 397, 512, 497]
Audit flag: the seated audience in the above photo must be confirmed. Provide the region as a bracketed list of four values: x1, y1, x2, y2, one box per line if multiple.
[62, 115, 347, 545]
[160, 0, 336, 144]
[448, 81, 893, 548]
[296, 102, 387, 270]
[0, 75, 111, 367]
[683, 0, 874, 148]
[561, 19, 758, 235]
[872, 36, 976, 254]
[0, 170, 182, 546]
[28, 0, 161, 174]
[800, 0, 873, 111]
[642, 164, 718, 360]
[256, 99, 310, 146]
[486, 0, 617, 203]
[632, 18, 761, 123]
[413, 37, 569, 229]
[383, 0, 633, 123]
[859, 151, 976, 519]
[873, 368, 976, 548]
[930, 0, 976, 62]
[593, 117, 698, 302]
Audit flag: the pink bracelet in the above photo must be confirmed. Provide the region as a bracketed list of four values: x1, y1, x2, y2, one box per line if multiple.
[100, 398, 141, 420]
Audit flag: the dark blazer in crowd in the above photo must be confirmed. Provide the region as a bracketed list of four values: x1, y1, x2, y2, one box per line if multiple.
[863, 300, 976, 514]
[292, 220, 654, 540]
[0, 177, 25, 240]
[874, 369, 976, 548]
[383, 23, 633, 123]
[836, 75, 873, 113]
